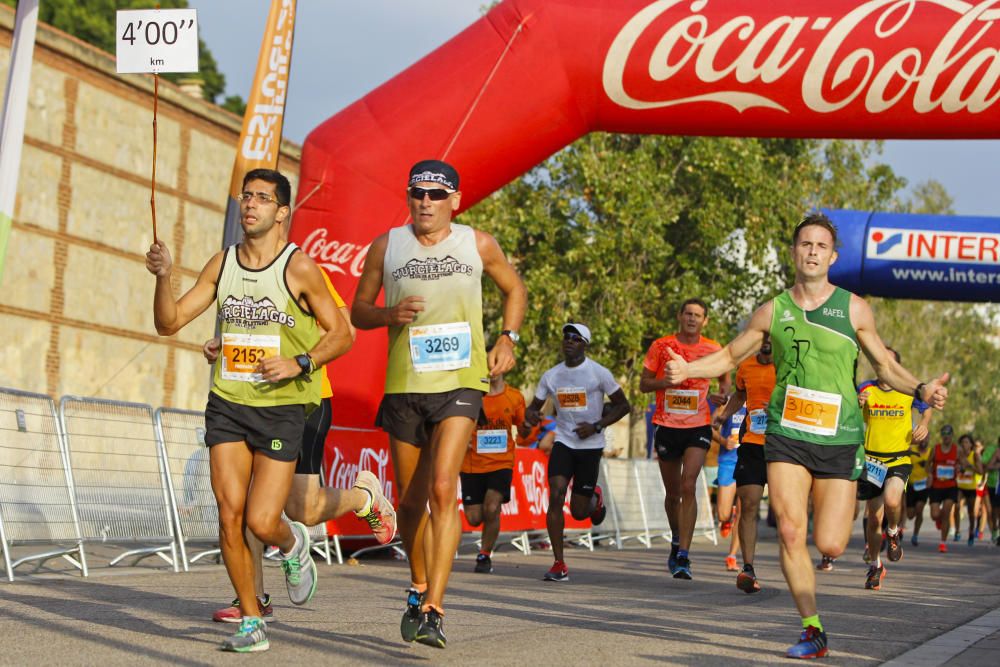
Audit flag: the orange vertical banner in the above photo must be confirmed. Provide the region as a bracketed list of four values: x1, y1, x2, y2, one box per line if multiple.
[227, 0, 296, 198]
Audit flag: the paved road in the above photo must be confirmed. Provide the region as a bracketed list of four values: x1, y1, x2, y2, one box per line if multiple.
[2, 526, 998, 665]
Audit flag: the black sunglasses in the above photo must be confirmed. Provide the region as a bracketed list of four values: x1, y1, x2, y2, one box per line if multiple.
[563, 333, 586, 343]
[408, 186, 453, 201]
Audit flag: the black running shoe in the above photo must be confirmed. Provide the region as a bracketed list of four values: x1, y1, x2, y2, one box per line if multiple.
[415, 609, 446, 649]
[736, 564, 760, 594]
[886, 532, 903, 562]
[864, 563, 886, 590]
[474, 553, 493, 574]
[400, 587, 424, 642]
[672, 555, 692, 580]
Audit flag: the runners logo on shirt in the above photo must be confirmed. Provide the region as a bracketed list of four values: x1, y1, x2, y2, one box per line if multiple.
[391, 256, 474, 281]
[220, 295, 296, 329]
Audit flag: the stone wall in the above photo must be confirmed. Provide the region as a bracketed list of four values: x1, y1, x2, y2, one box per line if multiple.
[0, 6, 301, 411]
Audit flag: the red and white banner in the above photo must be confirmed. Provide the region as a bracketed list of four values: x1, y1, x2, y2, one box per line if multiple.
[292, 0, 1000, 429]
[323, 430, 590, 538]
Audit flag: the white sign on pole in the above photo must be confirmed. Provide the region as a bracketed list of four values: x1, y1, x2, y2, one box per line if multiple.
[115, 9, 199, 74]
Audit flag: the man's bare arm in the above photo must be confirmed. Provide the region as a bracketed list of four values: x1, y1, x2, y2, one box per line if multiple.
[146, 241, 222, 336]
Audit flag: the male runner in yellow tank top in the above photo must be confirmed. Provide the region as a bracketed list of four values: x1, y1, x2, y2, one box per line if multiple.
[146, 169, 353, 652]
[352, 160, 526, 649]
[663, 212, 949, 659]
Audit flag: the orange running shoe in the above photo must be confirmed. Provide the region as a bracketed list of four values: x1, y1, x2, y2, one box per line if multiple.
[938, 542, 948, 553]
[725, 555, 738, 571]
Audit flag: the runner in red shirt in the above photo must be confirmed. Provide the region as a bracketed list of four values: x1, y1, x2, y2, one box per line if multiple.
[640, 298, 731, 579]
[928, 425, 959, 553]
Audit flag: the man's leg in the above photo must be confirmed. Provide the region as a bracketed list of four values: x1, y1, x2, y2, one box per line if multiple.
[769, 462, 818, 619]
[480, 489, 504, 554]
[939, 499, 955, 545]
[284, 474, 369, 527]
[912, 499, 925, 543]
[717, 482, 737, 524]
[883, 476, 906, 561]
[546, 476, 571, 565]
[422, 415, 476, 613]
[737, 485, 764, 565]
[677, 445, 708, 552]
[658, 457, 683, 540]
[865, 497, 885, 564]
[210, 442, 259, 619]
[390, 437, 433, 591]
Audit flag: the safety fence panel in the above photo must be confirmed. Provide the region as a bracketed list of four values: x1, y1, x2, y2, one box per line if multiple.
[0, 388, 86, 581]
[155, 408, 218, 571]
[597, 458, 717, 549]
[60, 397, 178, 571]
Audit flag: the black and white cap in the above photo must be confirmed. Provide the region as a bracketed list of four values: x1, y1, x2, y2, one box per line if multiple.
[408, 159, 459, 191]
[563, 322, 591, 344]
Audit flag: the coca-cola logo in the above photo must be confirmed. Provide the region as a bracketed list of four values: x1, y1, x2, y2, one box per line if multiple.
[301, 227, 369, 277]
[520, 460, 549, 515]
[325, 445, 394, 502]
[604, 0, 1000, 115]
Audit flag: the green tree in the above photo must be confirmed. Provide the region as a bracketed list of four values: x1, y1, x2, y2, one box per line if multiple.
[2, 0, 236, 106]
[462, 136, 905, 435]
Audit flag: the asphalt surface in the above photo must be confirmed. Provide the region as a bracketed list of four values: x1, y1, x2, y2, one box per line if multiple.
[2, 523, 999, 666]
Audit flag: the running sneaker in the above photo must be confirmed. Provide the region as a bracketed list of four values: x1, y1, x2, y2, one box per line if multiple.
[953, 532, 961, 542]
[720, 520, 733, 539]
[864, 563, 886, 591]
[590, 485, 607, 526]
[911, 534, 919, 547]
[353, 470, 398, 545]
[543, 560, 569, 582]
[886, 532, 903, 562]
[736, 565, 761, 594]
[938, 542, 948, 553]
[672, 555, 692, 580]
[401, 588, 424, 642]
[667, 548, 679, 573]
[816, 555, 835, 571]
[967, 535, 975, 547]
[220, 616, 269, 653]
[213, 594, 273, 623]
[474, 553, 493, 574]
[415, 609, 446, 649]
[786, 626, 828, 659]
[281, 521, 317, 605]
[725, 555, 738, 571]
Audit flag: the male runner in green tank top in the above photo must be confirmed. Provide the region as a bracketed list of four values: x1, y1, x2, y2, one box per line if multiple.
[352, 160, 527, 649]
[146, 169, 353, 653]
[663, 212, 949, 660]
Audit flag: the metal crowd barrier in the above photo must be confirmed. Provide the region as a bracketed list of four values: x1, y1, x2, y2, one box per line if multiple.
[59, 396, 179, 571]
[155, 408, 219, 571]
[598, 458, 717, 549]
[0, 389, 87, 581]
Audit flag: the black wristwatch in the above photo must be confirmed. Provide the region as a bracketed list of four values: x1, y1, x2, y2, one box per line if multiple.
[594, 422, 604, 434]
[294, 354, 313, 379]
[500, 329, 520, 344]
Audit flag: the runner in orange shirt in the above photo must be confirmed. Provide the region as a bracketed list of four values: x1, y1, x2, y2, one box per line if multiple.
[461, 366, 526, 574]
[713, 333, 776, 593]
[640, 298, 731, 579]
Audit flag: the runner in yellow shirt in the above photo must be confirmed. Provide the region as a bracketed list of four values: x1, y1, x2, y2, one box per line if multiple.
[856, 348, 932, 590]
[903, 437, 933, 546]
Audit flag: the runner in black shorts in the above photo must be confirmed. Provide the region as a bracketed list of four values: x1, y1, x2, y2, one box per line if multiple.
[524, 322, 630, 583]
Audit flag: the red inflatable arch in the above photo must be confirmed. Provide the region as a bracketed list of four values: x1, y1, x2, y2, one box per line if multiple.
[291, 0, 1000, 428]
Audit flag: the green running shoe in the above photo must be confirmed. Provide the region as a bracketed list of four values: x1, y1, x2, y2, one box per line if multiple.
[281, 521, 317, 605]
[415, 609, 447, 649]
[401, 587, 424, 642]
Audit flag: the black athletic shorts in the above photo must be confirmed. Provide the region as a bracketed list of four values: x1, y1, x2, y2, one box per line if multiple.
[376, 388, 484, 447]
[296, 396, 332, 475]
[989, 485, 1000, 508]
[929, 486, 959, 504]
[764, 434, 863, 481]
[905, 481, 930, 507]
[548, 442, 602, 498]
[734, 443, 767, 487]
[460, 468, 514, 505]
[653, 425, 712, 461]
[204, 392, 304, 463]
[857, 463, 912, 501]
[959, 488, 977, 504]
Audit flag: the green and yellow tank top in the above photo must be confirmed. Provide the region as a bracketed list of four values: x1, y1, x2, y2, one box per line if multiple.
[766, 287, 864, 446]
[211, 242, 321, 409]
[382, 223, 488, 395]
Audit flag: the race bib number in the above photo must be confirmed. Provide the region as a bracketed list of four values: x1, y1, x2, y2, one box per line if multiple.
[664, 389, 699, 415]
[749, 409, 768, 434]
[957, 470, 975, 486]
[865, 457, 889, 488]
[911, 478, 928, 492]
[408, 322, 472, 373]
[475, 429, 508, 454]
[935, 464, 955, 480]
[780, 385, 842, 437]
[556, 387, 588, 412]
[220, 333, 280, 382]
